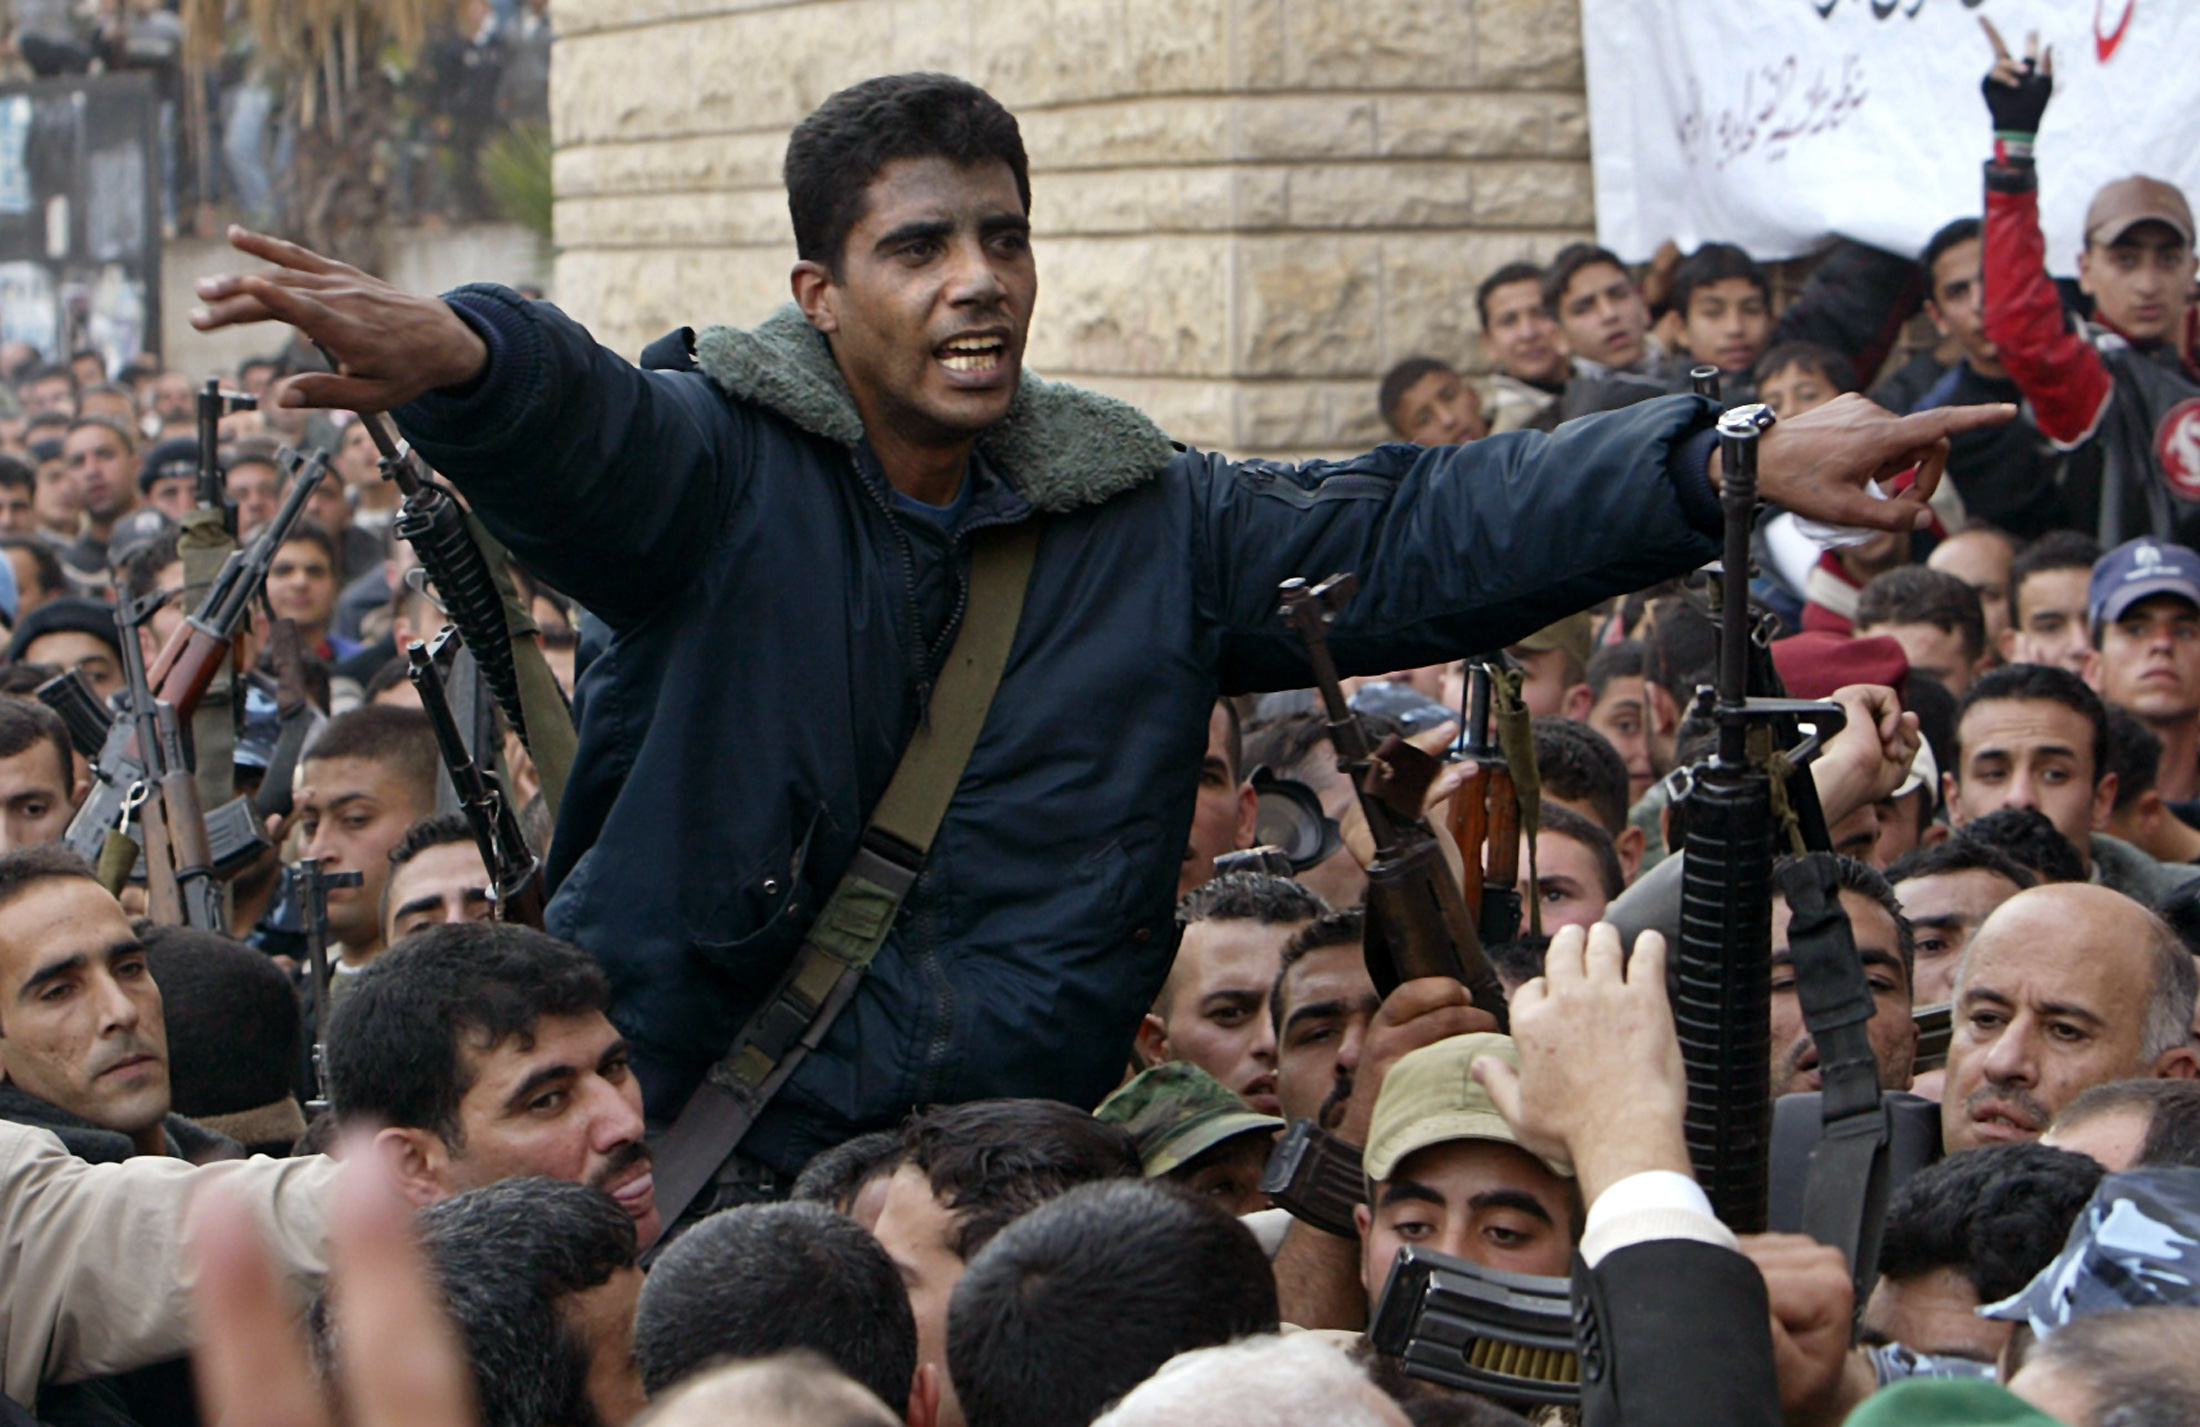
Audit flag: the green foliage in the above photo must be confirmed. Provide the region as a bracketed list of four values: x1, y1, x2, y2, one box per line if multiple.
[479, 122, 553, 239]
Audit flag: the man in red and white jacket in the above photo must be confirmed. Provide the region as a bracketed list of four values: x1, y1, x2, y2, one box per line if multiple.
[1979, 21, 2200, 549]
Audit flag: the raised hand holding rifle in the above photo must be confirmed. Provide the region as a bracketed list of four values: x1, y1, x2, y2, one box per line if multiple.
[407, 628, 544, 929]
[1279, 574, 1509, 1026]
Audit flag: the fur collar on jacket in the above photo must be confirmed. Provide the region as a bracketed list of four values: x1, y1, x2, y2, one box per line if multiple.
[693, 304, 1177, 513]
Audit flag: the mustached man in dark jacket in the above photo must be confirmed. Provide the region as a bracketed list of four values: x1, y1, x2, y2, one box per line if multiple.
[190, 74, 2009, 1201]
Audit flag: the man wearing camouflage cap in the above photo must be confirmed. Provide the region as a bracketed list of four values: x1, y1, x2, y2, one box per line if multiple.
[1096, 1061, 1282, 1218]
[1353, 1032, 1580, 1306]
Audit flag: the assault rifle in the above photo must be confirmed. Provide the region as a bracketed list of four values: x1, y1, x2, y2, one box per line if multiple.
[408, 627, 544, 928]
[1448, 660, 1532, 951]
[197, 378, 256, 533]
[107, 590, 223, 929]
[66, 447, 325, 870]
[1669, 404, 1856, 1232]
[300, 856, 362, 1115]
[1277, 575, 1508, 1024]
[349, 408, 534, 751]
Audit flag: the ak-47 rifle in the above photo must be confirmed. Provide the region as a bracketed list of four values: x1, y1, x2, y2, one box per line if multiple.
[348, 408, 534, 751]
[104, 588, 224, 929]
[1277, 575, 1508, 1026]
[66, 448, 325, 870]
[300, 856, 363, 1115]
[1448, 661, 1531, 952]
[408, 627, 545, 928]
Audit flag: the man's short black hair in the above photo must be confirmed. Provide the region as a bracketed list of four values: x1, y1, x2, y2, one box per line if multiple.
[1176, 871, 1328, 929]
[0, 843, 93, 920]
[325, 922, 612, 1145]
[946, 1180, 1279, 1427]
[1956, 662, 2110, 785]
[1921, 217, 1983, 289]
[2107, 704, 2161, 812]
[0, 455, 31, 494]
[1214, 695, 1244, 784]
[1876, 1142, 2103, 1307]
[1271, 906, 1365, 1036]
[389, 811, 477, 872]
[24, 363, 76, 393]
[1752, 340, 1857, 393]
[1379, 357, 1456, 430]
[2057, 1080, 2200, 1168]
[1243, 709, 1404, 784]
[1884, 837, 2038, 893]
[1777, 853, 1913, 987]
[1856, 566, 1988, 662]
[333, 1179, 635, 1427]
[783, 73, 1031, 277]
[303, 704, 439, 809]
[277, 519, 337, 572]
[1953, 807, 2088, 884]
[141, 926, 301, 1121]
[899, 1099, 1141, 1263]
[119, 527, 181, 607]
[0, 536, 64, 600]
[1533, 717, 1629, 835]
[2008, 530, 2101, 619]
[1585, 638, 1648, 701]
[635, 1201, 916, 1404]
[1644, 595, 1719, 705]
[789, 1128, 903, 1212]
[1541, 242, 1629, 317]
[0, 694, 72, 793]
[1671, 241, 1768, 315]
[1476, 261, 1545, 330]
[1538, 802, 1623, 903]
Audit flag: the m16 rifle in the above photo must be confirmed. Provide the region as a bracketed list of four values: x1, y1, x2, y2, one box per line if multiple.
[300, 856, 363, 1116]
[1669, 404, 1856, 1232]
[349, 407, 534, 751]
[66, 448, 325, 872]
[408, 627, 545, 928]
[1277, 574, 1508, 1024]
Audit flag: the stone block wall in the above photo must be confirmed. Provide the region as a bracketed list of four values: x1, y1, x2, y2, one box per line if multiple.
[552, 0, 1591, 459]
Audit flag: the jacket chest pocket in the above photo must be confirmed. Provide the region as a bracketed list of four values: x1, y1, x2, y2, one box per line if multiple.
[684, 809, 827, 985]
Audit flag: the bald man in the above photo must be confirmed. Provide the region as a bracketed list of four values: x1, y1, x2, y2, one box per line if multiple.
[1941, 884, 2200, 1154]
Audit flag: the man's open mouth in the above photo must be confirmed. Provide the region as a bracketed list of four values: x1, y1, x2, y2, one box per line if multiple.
[938, 334, 1007, 374]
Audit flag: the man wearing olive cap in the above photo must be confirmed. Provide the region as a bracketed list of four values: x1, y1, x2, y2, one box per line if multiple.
[1353, 1032, 1580, 1302]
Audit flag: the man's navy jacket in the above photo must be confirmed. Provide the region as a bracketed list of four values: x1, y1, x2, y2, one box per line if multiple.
[397, 288, 1726, 1174]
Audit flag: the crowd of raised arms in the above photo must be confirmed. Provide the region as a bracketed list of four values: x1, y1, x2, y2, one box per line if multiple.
[0, 21, 2193, 1427]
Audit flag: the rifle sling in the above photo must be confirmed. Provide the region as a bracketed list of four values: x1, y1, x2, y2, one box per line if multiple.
[1777, 854, 1893, 1322]
[650, 520, 1043, 1231]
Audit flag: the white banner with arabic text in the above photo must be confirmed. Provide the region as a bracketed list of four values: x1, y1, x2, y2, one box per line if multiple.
[1580, 0, 2200, 275]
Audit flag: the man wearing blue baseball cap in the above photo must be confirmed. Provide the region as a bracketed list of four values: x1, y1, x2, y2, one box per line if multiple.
[2088, 538, 2200, 806]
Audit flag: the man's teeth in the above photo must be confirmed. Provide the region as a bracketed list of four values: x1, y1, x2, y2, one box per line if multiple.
[940, 339, 1003, 372]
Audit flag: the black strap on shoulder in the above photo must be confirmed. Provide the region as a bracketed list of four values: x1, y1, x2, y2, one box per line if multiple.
[1776, 853, 1893, 1329]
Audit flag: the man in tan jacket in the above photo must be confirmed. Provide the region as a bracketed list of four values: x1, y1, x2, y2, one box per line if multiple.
[0, 1117, 337, 1413]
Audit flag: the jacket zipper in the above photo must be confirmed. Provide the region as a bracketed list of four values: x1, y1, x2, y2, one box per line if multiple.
[848, 452, 1027, 1087]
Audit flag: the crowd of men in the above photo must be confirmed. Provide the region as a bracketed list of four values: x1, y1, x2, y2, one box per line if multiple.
[0, 26, 2195, 1427]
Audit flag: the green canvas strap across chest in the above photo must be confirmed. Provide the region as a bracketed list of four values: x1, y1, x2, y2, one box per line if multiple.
[648, 518, 1043, 1231]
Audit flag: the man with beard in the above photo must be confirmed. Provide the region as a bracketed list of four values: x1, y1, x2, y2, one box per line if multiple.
[1767, 855, 1918, 1099]
[1941, 883, 2197, 1153]
[325, 920, 663, 1248]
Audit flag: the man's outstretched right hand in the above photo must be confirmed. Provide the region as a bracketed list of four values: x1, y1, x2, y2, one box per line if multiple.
[190, 227, 490, 414]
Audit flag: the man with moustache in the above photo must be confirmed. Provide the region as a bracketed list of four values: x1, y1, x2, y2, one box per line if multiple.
[326, 920, 663, 1249]
[0, 845, 235, 1162]
[1768, 855, 1918, 1100]
[1940, 883, 2197, 1153]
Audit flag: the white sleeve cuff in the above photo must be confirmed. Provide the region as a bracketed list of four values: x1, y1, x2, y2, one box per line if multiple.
[1578, 1169, 1737, 1268]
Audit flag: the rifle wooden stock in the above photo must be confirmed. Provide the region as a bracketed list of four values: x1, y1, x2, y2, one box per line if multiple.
[1448, 767, 1491, 917]
[145, 624, 235, 720]
[138, 788, 181, 925]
